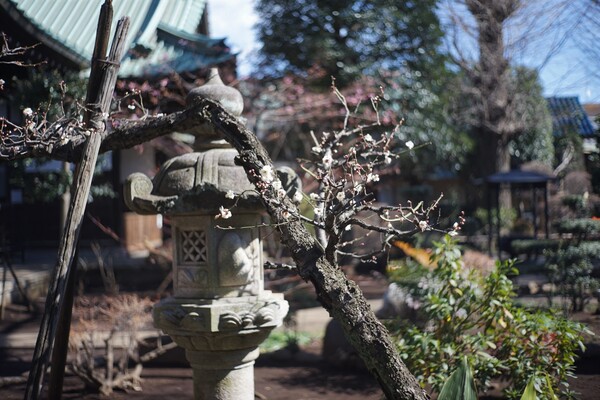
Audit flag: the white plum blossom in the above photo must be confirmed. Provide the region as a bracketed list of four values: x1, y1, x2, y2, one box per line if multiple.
[127, 103, 136, 110]
[448, 221, 460, 236]
[293, 191, 303, 203]
[405, 140, 415, 150]
[336, 191, 345, 202]
[225, 190, 235, 199]
[277, 188, 287, 198]
[363, 134, 374, 143]
[312, 145, 322, 153]
[217, 206, 232, 219]
[344, 224, 352, 231]
[384, 155, 392, 165]
[354, 183, 364, 194]
[314, 204, 324, 218]
[418, 220, 429, 231]
[259, 165, 275, 183]
[22, 107, 33, 118]
[366, 173, 379, 183]
[309, 193, 320, 201]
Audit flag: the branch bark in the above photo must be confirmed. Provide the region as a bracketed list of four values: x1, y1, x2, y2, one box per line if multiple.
[0, 105, 214, 162]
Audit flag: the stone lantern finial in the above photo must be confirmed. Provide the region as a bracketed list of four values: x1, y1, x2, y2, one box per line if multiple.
[187, 68, 244, 117]
[184, 68, 244, 150]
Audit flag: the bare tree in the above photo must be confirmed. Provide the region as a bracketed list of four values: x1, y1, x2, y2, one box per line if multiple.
[441, 0, 585, 183]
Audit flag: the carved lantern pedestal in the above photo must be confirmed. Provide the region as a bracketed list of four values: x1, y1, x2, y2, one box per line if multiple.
[125, 144, 289, 400]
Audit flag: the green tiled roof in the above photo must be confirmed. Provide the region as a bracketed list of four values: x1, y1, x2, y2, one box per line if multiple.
[5, 0, 234, 78]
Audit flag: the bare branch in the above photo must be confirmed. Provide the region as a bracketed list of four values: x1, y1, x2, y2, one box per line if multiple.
[0, 32, 43, 67]
[264, 260, 297, 270]
[0, 101, 219, 161]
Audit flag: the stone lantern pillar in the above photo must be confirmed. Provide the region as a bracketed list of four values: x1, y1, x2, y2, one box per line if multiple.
[124, 70, 289, 400]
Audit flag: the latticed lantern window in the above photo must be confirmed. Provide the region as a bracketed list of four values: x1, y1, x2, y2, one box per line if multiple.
[179, 229, 208, 264]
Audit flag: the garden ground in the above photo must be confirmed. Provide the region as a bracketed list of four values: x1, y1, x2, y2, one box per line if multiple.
[0, 276, 599, 399]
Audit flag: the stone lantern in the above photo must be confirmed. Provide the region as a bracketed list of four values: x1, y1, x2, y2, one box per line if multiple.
[124, 70, 289, 400]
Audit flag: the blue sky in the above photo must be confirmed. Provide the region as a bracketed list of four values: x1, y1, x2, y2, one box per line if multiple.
[209, 0, 599, 104]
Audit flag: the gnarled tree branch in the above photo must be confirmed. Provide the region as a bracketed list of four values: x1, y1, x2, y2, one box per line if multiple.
[1, 94, 428, 399]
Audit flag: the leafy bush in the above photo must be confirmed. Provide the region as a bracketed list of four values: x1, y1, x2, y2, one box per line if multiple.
[510, 239, 561, 256]
[561, 194, 589, 216]
[387, 236, 590, 399]
[555, 218, 600, 236]
[546, 241, 600, 312]
[474, 207, 517, 233]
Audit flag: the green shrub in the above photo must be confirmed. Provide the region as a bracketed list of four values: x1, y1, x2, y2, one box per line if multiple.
[387, 236, 590, 399]
[546, 241, 600, 312]
[561, 194, 588, 216]
[474, 207, 517, 232]
[554, 218, 600, 236]
[510, 239, 560, 256]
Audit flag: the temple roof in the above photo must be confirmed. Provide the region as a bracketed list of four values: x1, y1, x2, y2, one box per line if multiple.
[1, 0, 235, 77]
[546, 96, 596, 138]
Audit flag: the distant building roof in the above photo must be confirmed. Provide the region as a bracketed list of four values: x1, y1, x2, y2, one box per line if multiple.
[583, 103, 600, 130]
[486, 169, 555, 185]
[546, 96, 596, 137]
[1, 0, 235, 78]
[584, 103, 600, 118]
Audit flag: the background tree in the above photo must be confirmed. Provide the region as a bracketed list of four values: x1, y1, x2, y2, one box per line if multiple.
[254, 0, 447, 87]
[449, 0, 520, 179]
[252, 0, 470, 180]
[506, 67, 554, 167]
[442, 0, 582, 182]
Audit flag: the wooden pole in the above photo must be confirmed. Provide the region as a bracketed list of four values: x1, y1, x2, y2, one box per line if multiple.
[46, 250, 77, 399]
[24, 1, 130, 397]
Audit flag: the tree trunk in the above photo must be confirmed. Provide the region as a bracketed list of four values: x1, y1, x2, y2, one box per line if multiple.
[496, 136, 512, 210]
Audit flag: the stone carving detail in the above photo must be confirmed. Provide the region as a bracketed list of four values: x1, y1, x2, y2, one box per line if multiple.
[179, 229, 208, 264]
[254, 307, 275, 326]
[178, 267, 209, 288]
[157, 306, 207, 331]
[219, 312, 243, 330]
[218, 232, 256, 287]
[218, 305, 278, 330]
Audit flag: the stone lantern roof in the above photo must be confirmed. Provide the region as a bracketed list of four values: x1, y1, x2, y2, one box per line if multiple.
[125, 146, 262, 215]
[125, 68, 265, 215]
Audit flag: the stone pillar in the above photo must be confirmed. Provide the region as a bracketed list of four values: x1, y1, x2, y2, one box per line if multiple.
[124, 70, 291, 400]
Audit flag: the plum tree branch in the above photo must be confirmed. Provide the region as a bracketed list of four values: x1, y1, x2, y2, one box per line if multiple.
[195, 102, 428, 399]
[1, 91, 428, 399]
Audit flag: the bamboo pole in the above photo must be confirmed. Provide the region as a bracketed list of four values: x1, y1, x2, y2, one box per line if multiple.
[24, 1, 130, 397]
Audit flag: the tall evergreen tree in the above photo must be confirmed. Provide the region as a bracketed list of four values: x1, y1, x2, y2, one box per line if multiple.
[255, 0, 447, 87]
